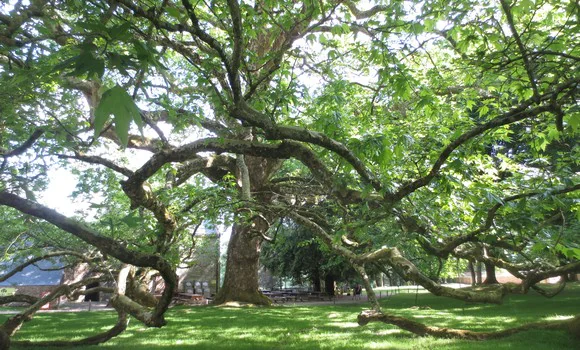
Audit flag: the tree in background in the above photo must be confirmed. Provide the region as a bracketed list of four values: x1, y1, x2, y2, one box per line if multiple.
[261, 220, 357, 295]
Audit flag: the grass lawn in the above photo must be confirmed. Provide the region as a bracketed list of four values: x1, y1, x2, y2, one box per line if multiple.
[3, 283, 579, 349]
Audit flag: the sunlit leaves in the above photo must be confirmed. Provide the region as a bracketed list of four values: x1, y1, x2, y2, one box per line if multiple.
[93, 85, 144, 147]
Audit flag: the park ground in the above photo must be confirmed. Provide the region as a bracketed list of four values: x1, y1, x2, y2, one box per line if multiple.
[2, 283, 579, 349]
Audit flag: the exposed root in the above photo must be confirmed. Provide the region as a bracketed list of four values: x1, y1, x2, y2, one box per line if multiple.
[358, 310, 579, 340]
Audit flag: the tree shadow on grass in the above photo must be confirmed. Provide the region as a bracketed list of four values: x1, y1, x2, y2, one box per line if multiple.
[7, 283, 580, 349]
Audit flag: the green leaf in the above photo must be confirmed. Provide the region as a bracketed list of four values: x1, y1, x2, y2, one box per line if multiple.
[567, 112, 579, 132]
[93, 85, 144, 147]
[165, 7, 181, 20]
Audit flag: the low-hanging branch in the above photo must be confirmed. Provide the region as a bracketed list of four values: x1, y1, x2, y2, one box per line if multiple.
[0, 191, 177, 328]
[286, 210, 506, 304]
[10, 309, 128, 348]
[358, 310, 580, 340]
[0, 276, 111, 337]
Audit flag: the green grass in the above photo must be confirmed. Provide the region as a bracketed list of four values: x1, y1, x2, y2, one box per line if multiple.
[3, 283, 579, 349]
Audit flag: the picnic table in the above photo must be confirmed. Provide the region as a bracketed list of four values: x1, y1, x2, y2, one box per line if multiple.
[174, 293, 205, 304]
[263, 290, 330, 303]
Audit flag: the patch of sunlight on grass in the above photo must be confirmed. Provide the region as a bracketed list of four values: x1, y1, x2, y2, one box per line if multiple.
[544, 315, 573, 321]
[374, 329, 402, 336]
[367, 341, 396, 348]
[500, 317, 517, 324]
[6, 282, 580, 349]
[330, 321, 360, 328]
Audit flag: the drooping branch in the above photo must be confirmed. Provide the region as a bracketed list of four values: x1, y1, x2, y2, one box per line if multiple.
[0, 191, 177, 327]
[0, 294, 38, 305]
[232, 103, 383, 191]
[11, 308, 128, 347]
[358, 310, 580, 340]
[287, 210, 505, 304]
[0, 250, 91, 283]
[402, 184, 580, 258]
[0, 276, 111, 336]
[174, 154, 236, 186]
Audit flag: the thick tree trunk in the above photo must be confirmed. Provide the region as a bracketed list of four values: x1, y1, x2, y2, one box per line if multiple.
[213, 222, 271, 305]
[468, 261, 476, 286]
[214, 155, 279, 305]
[483, 262, 499, 284]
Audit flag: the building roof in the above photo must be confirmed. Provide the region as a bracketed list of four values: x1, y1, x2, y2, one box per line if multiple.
[0, 260, 63, 286]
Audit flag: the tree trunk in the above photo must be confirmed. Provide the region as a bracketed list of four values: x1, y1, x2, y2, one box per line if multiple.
[476, 262, 483, 284]
[468, 261, 476, 286]
[483, 262, 499, 284]
[324, 274, 336, 296]
[312, 268, 321, 292]
[375, 274, 384, 287]
[214, 155, 279, 305]
[213, 222, 271, 305]
[0, 329, 9, 350]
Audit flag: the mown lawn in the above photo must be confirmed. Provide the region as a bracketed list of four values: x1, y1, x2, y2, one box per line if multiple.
[3, 283, 579, 349]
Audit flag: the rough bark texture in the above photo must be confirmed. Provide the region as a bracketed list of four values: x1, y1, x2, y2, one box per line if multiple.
[0, 329, 9, 350]
[127, 268, 158, 308]
[214, 155, 279, 305]
[0, 295, 39, 305]
[358, 310, 580, 340]
[214, 222, 271, 305]
[483, 261, 499, 284]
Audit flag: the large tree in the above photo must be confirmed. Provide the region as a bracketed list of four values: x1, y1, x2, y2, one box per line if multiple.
[1, 0, 579, 344]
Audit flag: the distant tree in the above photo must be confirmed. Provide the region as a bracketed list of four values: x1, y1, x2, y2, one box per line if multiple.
[261, 221, 356, 294]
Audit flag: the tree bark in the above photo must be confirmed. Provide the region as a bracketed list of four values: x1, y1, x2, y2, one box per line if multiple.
[214, 155, 279, 305]
[468, 261, 476, 286]
[213, 222, 271, 305]
[0, 329, 9, 350]
[358, 310, 580, 340]
[483, 261, 499, 284]
[11, 309, 128, 347]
